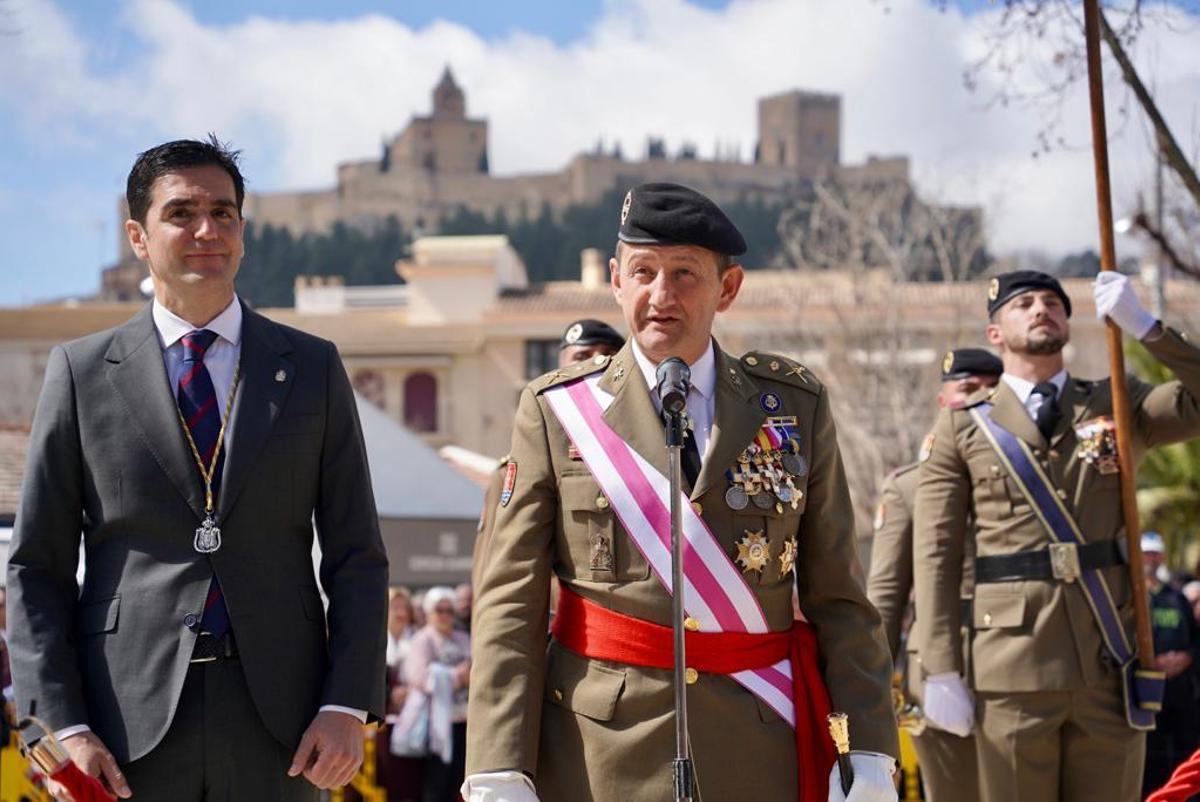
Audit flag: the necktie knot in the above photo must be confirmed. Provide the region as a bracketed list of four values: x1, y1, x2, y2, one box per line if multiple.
[182, 329, 219, 364]
[1033, 381, 1057, 400]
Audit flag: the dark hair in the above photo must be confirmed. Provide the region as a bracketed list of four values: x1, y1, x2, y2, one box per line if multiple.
[614, 240, 734, 273]
[126, 134, 245, 224]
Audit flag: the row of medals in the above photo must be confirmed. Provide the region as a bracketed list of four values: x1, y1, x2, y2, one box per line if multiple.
[725, 440, 808, 512]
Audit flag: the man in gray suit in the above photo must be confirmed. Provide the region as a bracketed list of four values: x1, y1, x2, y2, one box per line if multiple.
[6, 137, 388, 800]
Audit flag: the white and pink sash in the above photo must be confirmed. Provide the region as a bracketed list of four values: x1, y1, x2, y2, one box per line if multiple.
[544, 375, 796, 725]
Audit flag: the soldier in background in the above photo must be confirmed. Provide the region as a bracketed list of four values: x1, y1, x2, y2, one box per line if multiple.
[914, 270, 1200, 802]
[867, 348, 1001, 802]
[471, 320, 625, 590]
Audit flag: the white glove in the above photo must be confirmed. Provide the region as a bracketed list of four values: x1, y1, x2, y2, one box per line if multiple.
[461, 771, 540, 802]
[827, 752, 898, 802]
[922, 672, 975, 737]
[1094, 271, 1157, 339]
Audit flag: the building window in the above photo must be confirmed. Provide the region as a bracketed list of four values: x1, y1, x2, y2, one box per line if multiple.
[404, 372, 438, 433]
[525, 339, 559, 380]
[352, 369, 387, 410]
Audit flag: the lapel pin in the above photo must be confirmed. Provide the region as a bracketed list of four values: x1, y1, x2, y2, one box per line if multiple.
[275, 369, 287, 383]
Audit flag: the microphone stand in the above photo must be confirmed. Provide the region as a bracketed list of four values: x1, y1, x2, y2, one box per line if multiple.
[664, 406, 695, 802]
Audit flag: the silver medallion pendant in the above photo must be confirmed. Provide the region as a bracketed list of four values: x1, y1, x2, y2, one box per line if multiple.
[194, 515, 222, 554]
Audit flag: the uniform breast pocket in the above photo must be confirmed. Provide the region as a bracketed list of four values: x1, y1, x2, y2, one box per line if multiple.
[558, 474, 649, 583]
[968, 455, 1014, 520]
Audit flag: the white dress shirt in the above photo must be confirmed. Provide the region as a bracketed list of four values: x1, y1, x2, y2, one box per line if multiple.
[1001, 369, 1068, 421]
[56, 296, 364, 741]
[631, 339, 717, 459]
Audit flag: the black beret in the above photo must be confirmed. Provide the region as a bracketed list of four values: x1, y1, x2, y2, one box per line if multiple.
[618, 182, 747, 256]
[560, 319, 625, 351]
[940, 348, 1003, 380]
[987, 270, 1072, 318]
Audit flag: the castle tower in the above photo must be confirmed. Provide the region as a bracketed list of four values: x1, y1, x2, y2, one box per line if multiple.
[432, 66, 465, 119]
[386, 66, 488, 175]
[756, 90, 840, 177]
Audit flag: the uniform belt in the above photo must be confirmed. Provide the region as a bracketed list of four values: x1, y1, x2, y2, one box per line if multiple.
[551, 585, 789, 673]
[975, 540, 1124, 584]
[190, 631, 238, 663]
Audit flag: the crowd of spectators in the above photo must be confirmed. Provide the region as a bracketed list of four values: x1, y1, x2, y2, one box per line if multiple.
[380, 583, 473, 802]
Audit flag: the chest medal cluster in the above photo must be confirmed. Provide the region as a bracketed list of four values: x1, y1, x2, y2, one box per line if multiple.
[1075, 415, 1120, 475]
[725, 414, 808, 514]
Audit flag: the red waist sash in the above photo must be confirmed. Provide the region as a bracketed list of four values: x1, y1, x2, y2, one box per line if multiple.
[551, 586, 835, 802]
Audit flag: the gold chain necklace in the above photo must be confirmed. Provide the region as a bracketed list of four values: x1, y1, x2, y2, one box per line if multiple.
[174, 361, 241, 554]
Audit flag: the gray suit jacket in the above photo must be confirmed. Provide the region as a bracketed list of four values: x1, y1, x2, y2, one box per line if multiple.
[6, 302, 388, 763]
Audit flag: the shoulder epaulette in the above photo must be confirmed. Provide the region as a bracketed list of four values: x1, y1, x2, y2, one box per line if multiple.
[535, 353, 612, 393]
[740, 351, 822, 395]
[960, 384, 997, 409]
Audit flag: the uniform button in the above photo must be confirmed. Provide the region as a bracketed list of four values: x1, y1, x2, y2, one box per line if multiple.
[745, 356, 759, 367]
[775, 502, 784, 514]
[685, 668, 699, 685]
[183, 613, 199, 630]
[684, 617, 700, 632]
[691, 502, 703, 516]
[1049, 449, 1060, 459]
[983, 613, 993, 626]
[1056, 489, 1068, 500]
[592, 354, 607, 365]
[596, 495, 609, 510]
[553, 689, 564, 702]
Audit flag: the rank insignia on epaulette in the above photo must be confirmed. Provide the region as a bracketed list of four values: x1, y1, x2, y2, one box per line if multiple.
[500, 461, 518, 506]
[736, 530, 770, 573]
[919, 433, 935, 463]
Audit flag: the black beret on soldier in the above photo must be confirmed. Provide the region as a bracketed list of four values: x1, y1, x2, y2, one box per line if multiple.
[940, 347, 1003, 381]
[986, 270, 1072, 318]
[618, 182, 747, 256]
[560, 319, 625, 351]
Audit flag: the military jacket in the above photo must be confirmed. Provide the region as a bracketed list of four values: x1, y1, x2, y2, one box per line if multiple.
[913, 327, 1200, 694]
[867, 462, 975, 705]
[466, 340, 897, 802]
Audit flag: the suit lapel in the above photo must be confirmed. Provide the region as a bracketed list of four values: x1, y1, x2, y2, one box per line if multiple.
[987, 381, 1045, 449]
[598, 343, 669, 480]
[105, 304, 207, 519]
[692, 348, 762, 500]
[217, 303, 295, 520]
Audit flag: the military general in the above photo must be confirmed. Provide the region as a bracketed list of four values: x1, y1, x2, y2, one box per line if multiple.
[463, 183, 899, 802]
[866, 347, 1001, 802]
[913, 270, 1200, 801]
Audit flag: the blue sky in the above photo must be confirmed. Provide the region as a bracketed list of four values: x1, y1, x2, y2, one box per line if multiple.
[1, 0, 1197, 306]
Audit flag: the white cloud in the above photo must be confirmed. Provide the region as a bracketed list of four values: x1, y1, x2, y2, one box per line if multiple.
[2, 0, 1199, 258]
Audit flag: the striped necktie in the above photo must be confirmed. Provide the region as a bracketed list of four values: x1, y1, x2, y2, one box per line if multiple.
[178, 329, 230, 636]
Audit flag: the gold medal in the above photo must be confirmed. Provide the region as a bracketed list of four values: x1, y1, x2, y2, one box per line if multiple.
[736, 530, 770, 573]
[779, 538, 797, 575]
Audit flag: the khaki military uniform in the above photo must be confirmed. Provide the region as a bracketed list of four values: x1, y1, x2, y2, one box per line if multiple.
[868, 463, 979, 802]
[466, 341, 898, 802]
[913, 327, 1200, 802]
[471, 457, 508, 590]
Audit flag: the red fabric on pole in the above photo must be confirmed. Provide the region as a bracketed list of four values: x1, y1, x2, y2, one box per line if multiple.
[1146, 748, 1200, 802]
[552, 586, 836, 802]
[49, 761, 116, 802]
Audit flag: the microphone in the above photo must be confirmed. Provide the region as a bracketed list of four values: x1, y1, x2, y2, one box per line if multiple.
[655, 357, 690, 416]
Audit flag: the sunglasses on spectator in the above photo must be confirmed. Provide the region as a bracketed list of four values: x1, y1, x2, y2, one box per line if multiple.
[434, 606, 456, 615]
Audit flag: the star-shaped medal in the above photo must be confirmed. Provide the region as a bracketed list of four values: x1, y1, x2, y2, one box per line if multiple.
[736, 530, 770, 574]
[779, 538, 797, 575]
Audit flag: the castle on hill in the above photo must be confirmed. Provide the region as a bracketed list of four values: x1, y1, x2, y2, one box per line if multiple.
[241, 67, 909, 239]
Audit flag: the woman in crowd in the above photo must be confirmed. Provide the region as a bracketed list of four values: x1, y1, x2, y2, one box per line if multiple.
[406, 586, 471, 802]
[382, 588, 423, 801]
